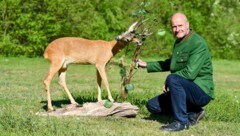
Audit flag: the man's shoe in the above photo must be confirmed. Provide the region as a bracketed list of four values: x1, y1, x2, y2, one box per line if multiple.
[160, 121, 189, 131]
[188, 110, 205, 126]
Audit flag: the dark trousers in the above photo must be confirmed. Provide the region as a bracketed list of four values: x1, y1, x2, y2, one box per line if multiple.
[146, 74, 211, 124]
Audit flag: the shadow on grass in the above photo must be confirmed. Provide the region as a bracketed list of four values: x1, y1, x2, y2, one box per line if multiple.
[144, 114, 173, 124]
[40, 96, 97, 111]
[130, 98, 173, 124]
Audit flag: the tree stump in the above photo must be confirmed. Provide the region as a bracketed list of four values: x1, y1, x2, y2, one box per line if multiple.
[37, 102, 139, 117]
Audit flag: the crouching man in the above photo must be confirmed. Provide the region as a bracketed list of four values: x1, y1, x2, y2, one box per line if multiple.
[138, 12, 215, 131]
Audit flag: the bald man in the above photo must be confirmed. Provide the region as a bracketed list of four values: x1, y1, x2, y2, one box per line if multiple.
[138, 13, 214, 131]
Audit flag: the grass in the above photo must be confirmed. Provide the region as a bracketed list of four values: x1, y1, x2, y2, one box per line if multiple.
[0, 57, 239, 136]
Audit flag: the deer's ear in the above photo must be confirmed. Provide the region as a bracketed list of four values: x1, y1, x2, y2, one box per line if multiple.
[128, 22, 138, 31]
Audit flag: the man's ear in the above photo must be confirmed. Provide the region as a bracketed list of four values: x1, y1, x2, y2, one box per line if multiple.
[186, 21, 190, 29]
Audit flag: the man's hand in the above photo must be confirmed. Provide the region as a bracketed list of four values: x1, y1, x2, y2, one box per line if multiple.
[163, 82, 168, 94]
[137, 59, 147, 68]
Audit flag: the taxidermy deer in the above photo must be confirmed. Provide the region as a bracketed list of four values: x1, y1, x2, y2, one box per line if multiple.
[43, 22, 141, 111]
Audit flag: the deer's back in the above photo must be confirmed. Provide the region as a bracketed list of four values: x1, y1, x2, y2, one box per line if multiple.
[44, 37, 114, 64]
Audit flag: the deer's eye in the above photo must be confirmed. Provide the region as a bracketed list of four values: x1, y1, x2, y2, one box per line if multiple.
[130, 30, 135, 34]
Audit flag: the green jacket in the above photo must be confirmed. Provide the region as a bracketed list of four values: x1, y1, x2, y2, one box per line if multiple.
[146, 31, 215, 99]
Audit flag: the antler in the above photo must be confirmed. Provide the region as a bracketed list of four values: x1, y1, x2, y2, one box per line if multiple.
[127, 19, 154, 39]
[141, 27, 153, 38]
[133, 19, 153, 40]
[134, 19, 149, 30]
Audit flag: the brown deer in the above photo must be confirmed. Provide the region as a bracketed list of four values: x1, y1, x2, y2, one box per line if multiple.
[43, 22, 141, 111]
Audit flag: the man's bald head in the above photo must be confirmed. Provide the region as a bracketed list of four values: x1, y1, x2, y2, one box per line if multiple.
[170, 13, 190, 39]
[171, 13, 188, 23]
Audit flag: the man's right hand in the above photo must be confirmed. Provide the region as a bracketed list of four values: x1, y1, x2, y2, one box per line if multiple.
[137, 59, 147, 68]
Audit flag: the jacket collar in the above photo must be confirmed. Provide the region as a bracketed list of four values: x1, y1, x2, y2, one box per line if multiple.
[175, 29, 194, 44]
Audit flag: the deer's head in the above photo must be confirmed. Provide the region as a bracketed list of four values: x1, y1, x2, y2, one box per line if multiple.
[115, 21, 152, 46]
[115, 22, 139, 43]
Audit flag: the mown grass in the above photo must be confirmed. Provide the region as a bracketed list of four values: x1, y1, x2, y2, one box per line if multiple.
[0, 57, 239, 136]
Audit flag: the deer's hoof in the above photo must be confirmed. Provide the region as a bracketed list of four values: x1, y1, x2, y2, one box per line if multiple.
[76, 103, 82, 107]
[109, 99, 114, 103]
[66, 103, 79, 110]
[48, 108, 55, 112]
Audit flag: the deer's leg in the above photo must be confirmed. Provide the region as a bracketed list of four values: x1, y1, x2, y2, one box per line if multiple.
[96, 64, 114, 102]
[96, 69, 102, 102]
[43, 61, 62, 112]
[58, 67, 78, 105]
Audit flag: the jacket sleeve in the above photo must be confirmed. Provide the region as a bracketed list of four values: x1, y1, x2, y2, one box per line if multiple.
[146, 58, 171, 73]
[175, 42, 207, 80]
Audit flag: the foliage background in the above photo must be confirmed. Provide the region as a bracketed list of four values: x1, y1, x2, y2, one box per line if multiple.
[0, 0, 239, 59]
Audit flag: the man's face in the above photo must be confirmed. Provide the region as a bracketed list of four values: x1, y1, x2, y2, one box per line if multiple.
[171, 16, 189, 39]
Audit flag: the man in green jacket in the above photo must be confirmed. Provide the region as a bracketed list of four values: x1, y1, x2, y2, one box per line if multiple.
[138, 12, 214, 131]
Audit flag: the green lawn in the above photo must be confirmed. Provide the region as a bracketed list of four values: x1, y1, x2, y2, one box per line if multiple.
[0, 57, 239, 136]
